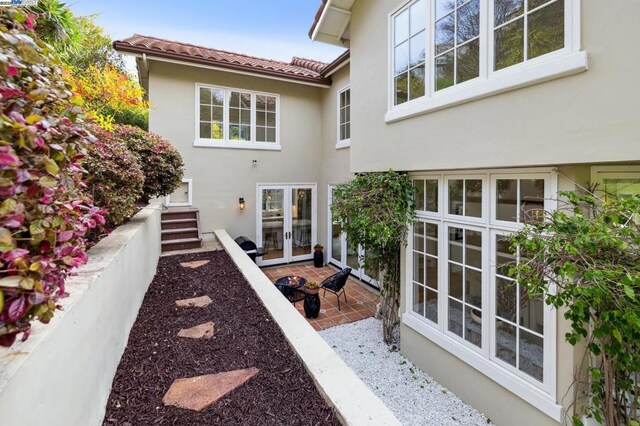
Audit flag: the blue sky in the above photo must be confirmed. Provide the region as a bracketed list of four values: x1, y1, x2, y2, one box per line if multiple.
[68, 0, 346, 64]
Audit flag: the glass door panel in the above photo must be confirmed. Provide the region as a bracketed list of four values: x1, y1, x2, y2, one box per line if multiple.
[346, 242, 360, 271]
[291, 187, 313, 260]
[331, 221, 343, 264]
[260, 187, 285, 264]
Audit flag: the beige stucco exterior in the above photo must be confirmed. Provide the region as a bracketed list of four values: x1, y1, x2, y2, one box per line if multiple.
[317, 65, 353, 256]
[148, 60, 326, 240]
[348, 0, 640, 173]
[137, 1, 640, 422]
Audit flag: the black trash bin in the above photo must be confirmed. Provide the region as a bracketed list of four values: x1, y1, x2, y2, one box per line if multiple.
[234, 236, 265, 263]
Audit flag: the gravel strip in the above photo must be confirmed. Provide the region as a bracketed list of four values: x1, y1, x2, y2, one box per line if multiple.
[319, 318, 491, 425]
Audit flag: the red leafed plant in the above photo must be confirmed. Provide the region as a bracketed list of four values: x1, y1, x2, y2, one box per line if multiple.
[0, 9, 105, 346]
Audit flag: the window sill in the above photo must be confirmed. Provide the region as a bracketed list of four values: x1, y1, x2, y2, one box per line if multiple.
[336, 139, 351, 150]
[193, 139, 282, 151]
[402, 313, 563, 422]
[385, 51, 588, 124]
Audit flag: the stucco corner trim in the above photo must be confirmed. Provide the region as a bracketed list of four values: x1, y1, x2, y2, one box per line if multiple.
[402, 313, 565, 423]
[385, 51, 588, 124]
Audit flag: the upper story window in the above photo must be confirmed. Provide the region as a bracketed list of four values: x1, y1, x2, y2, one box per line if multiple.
[196, 83, 280, 150]
[388, 0, 585, 121]
[337, 86, 351, 148]
[393, 0, 426, 105]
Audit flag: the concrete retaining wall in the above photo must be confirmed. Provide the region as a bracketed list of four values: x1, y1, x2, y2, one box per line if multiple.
[0, 203, 162, 426]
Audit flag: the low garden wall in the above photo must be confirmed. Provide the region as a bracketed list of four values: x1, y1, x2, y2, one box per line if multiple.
[0, 203, 162, 425]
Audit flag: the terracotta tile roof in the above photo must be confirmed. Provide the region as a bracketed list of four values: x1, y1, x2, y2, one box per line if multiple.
[113, 34, 333, 86]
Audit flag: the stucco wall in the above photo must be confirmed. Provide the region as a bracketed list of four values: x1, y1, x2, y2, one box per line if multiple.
[148, 61, 324, 240]
[0, 204, 162, 426]
[317, 65, 353, 250]
[348, 0, 640, 173]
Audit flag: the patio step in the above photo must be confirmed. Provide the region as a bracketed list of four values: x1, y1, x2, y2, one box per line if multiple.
[161, 237, 203, 252]
[161, 208, 202, 252]
[161, 227, 199, 241]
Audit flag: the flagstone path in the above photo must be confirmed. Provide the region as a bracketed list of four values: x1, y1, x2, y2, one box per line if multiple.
[104, 251, 339, 425]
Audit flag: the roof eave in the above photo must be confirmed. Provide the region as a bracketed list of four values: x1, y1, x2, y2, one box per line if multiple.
[309, 0, 354, 47]
[113, 41, 332, 88]
[321, 50, 350, 77]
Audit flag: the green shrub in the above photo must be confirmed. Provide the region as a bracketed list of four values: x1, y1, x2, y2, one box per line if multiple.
[0, 9, 104, 346]
[85, 125, 144, 226]
[111, 125, 183, 203]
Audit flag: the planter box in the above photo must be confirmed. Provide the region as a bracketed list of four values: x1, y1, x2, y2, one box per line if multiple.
[0, 203, 162, 426]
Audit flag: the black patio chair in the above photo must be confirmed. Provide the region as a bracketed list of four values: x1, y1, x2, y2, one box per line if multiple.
[320, 267, 352, 310]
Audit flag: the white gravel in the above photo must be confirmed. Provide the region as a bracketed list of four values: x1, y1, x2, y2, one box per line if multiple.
[319, 318, 491, 426]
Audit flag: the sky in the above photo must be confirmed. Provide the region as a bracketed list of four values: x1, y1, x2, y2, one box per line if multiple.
[68, 0, 346, 66]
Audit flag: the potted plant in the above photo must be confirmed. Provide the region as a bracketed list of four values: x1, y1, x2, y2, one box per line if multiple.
[303, 281, 321, 318]
[313, 244, 324, 268]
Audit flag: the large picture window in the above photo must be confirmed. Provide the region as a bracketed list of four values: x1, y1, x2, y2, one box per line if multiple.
[389, 0, 583, 119]
[196, 84, 279, 150]
[407, 170, 556, 406]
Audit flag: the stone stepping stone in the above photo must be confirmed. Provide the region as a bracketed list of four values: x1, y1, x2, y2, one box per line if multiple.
[163, 367, 260, 412]
[177, 322, 215, 339]
[175, 296, 212, 308]
[180, 260, 210, 269]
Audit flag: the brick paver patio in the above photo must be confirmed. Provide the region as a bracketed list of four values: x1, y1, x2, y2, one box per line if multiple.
[262, 263, 379, 331]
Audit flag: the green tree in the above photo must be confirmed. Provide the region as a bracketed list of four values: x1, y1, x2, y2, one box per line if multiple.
[331, 170, 416, 343]
[27, 0, 79, 57]
[67, 16, 126, 73]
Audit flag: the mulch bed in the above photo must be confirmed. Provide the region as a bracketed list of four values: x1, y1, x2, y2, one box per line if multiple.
[104, 250, 340, 425]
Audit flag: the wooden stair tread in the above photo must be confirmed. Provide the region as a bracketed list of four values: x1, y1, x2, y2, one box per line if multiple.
[161, 218, 197, 224]
[161, 237, 202, 244]
[161, 227, 199, 234]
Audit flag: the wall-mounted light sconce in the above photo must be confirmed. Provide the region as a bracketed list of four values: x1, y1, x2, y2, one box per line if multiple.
[239, 197, 245, 211]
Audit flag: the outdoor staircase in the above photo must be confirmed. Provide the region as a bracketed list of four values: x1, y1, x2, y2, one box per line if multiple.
[161, 208, 202, 252]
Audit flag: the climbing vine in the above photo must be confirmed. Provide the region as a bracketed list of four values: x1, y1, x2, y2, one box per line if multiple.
[510, 192, 640, 426]
[331, 170, 416, 344]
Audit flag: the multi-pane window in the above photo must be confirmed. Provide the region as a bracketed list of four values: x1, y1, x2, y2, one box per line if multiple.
[447, 178, 483, 218]
[408, 172, 553, 395]
[413, 221, 439, 323]
[447, 226, 483, 348]
[494, 234, 545, 382]
[435, 0, 480, 90]
[338, 87, 351, 142]
[391, 0, 571, 108]
[414, 178, 439, 212]
[229, 91, 252, 141]
[256, 95, 277, 143]
[393, 0, 427, 105]
[196, 84, 278, 146]
[495, 178, 545, 222]
[494, 0, 564, 71]
[199, 87, 225, 140]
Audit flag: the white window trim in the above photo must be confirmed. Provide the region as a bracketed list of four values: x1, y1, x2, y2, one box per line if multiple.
[386, 0, 586, 123]
[336, 85, 351, 149]
[164, 178, 193, 207]
[194, 83, 281, 151]
[406, 168, 561, 422]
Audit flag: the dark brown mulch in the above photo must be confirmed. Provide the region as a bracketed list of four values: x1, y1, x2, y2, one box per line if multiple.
[104, 251, 340, 426]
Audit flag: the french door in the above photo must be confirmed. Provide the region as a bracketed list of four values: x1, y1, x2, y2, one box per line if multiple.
[328, 185, 379, 289]
[257, 184, 316, 267]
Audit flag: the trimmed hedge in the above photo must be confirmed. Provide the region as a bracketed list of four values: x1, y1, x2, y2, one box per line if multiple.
[85, 125, 144, 226]
[111, 125, 183, 203]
